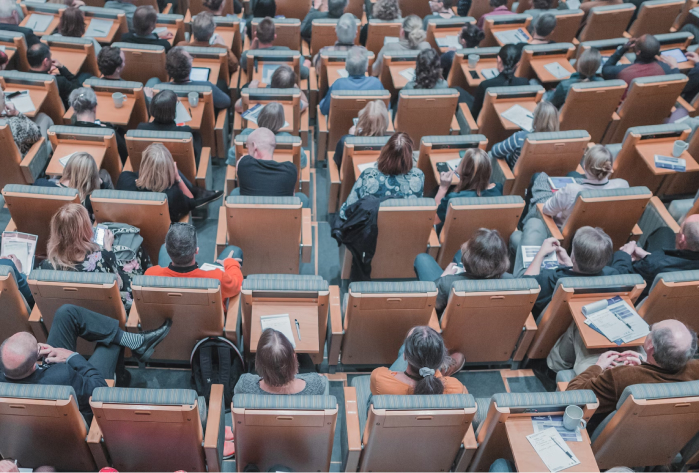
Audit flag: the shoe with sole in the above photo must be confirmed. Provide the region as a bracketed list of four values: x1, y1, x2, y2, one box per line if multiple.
[130, 319, 173, 363]
[193, 190, 224, 209]
[442, 351, 466, 377]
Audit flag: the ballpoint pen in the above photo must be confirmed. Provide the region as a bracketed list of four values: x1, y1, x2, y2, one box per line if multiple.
[295, 319, 301, 340]
[614, 312, 633, 330]
[551, 437, 574, 460]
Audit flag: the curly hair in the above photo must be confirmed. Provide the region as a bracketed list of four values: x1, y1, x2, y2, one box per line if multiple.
[372, 0, 401, 20]
[414, 48, 442, 89]
[166, 47, 192, 82]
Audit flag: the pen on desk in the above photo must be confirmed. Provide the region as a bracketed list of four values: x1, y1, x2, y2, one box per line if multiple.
[551, 437, 574, 460]
[614, 312, 633, 330]
[295, 319, 301, 340]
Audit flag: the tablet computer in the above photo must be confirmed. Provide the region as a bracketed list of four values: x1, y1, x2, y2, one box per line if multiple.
[661, 48, 688, 63]
[189, 67, 211, 81]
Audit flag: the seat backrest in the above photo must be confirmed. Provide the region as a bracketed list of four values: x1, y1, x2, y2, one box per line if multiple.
[0, 266, 31, 343]
[441, 278, 540, 363]
[510, 130, 590, 196]
[478, 85, 544, 148]
[0, 70, 65, 124]
[181, 45, 229, 87]
[310, 18, 360, 56]
[517, 42, 575, 80]
[446, 46, 500, 89]
[559, 80, 627, 142]
[481, 14, 531, 47]
[42, 36, 99, 77]
[530, 9, 583, 43]
[0, 383, 94, 471]
[90, 387, 207, 471]
[607, 74, 688, 143]
[232, 394, 338, 472]
[241, 87, 302, 135]
[592, 381, 699, 469]
[576, 37, 628, 59]
[379, 49, 420, 93]
[84, 77, 148, 130]
[0, 31, 28, 71]
[341, 281, 437, 365]
[372, 198, 438, 279]
[131, 276, 224, 361]
[244, 49, 301, 85]
[526, 274, 646, 359]
[399, 0, 432, 17]
[416, 134, 489, 195]
[656, 31, 694, 52]
[438, 195, 524, 267]
[337, 135, 389, 209]
[188, 0, 234, 15]
[111, 42, 166, 84]
[0, 119, 30, 189]
[225, 196, 303, 275]
[395, 89, 460, 145]
[252, 17, 300, 50]
[638, 270, 699, 331]
[213, 16, 243, 58]
[79, 6, 128, 40]
[90, 189, 171, 265]
[365, 19, 404, 57]
[125, 130, 197, 183]
[425, 17, 476, 51]
[326, 90, 391, 155]
[577, 4, 636, 42]
[468, 0, 516, 21]
[275, 0, 312, 19]
[2, 184, 79, 257]
[153, 82, 217, 152]
[628, 0, 684, 36]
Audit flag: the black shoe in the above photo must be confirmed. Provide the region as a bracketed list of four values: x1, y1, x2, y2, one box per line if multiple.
[193, 189, 224, 209]
[131, 319, 172, 363]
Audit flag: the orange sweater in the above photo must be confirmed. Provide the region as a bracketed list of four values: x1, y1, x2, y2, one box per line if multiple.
[370, 367, 468, 395]
[144, 259, 243, 303]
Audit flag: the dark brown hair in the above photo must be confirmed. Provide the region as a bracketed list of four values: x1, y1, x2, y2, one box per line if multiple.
[150, 89, 178, 123]
[133, 5, 158, 36]
[403, 326, 449, 395]
[256, 17, 276, 44]
[97, 46, 123, 76]
[454, 148, 491, 194]
[255, 329, 298, 387]
[166, 46, 192, 82]
[460, 229, 510, 279]
[377, 132, 414, 175]
[59, 7, 86, 37]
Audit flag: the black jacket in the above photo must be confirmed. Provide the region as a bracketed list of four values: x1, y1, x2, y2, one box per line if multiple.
[121, 32, 172, 52]
[137, 121, 203, 165]
[612, 248, 699, 299]
[470, 72, 529, 119]
[0, 24, 40, 47]
[73, 120, 128, 165]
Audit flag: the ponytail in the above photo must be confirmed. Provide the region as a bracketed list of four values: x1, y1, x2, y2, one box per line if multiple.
[404, 326, 449, 395]
[498, 44, 521, 84]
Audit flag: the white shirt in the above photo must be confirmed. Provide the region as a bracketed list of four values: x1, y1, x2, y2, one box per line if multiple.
[542, 177, 629, 227]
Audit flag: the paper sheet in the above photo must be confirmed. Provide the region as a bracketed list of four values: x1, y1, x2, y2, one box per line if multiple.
[501, 104, 534, 131]
[357, 161, 377, 173]
[585, 309, 634, 343]
[532, 415, 583, 442]
[209, 32, 221, 45]
[446, 157, 462, 171]
[527, 428, 580, 472]
[84, 18, 113, 37]
[2, 232, 37, 276]
[494, 28, 529, 45]
[261, 64, 281, 83]
[59, 152, 77, 167]
[200, 263, 224, 271]
[260, 314, 296, 348]
[583, 295, 650, 344]
[399, 67, 415, 81]
[655, 154, 686, 171]
[522, 245, 558, 270]
[336, 67, 349, 78]
[481, 67, 499, 79]
[25, 14, 53, 32]
[152, 26, 168, 35]
[544, 62, 571, 80]
[436, 35, 460, 48]
[383, 36, 400, 45]
[566, 0, 581, 8]
[175, 100, 192, 124]
[6, 90, 35, 114]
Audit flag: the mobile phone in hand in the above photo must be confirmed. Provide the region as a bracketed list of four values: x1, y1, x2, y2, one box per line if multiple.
[93, 224, 107, 246]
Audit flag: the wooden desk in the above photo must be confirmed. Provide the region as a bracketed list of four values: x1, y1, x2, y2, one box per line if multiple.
[634, 141, 699, 195]
[50, 49, 87, 76]
[249, 302, 320, 353]
[462, 58, 499, 88]
[568, 296, 646, 350]
[530, 57, 575, 84]
[176, 97, 204, 129]
[63, 92, 136, 126]
[216, 28, 237, 51]
[326, 63, 347, 88]
[493, 27, 531, 47]
[433, 30, 461, 53]
[505, 417, 599, 473]
[191, 58, 222, 86]
[430, 151, 463, 186]
[20, 14, 60, 36]
[3, 85, 47, 119]
[494, 101, 537, 131]
[352, 154, 379, 182]
[46, 143, 108, 177]
[156, 25, 179, 46]
[389, 64, 416, 89]
[83, 18, 119, 45]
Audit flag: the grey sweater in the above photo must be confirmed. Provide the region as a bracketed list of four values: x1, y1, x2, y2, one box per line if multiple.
[234, 373, 327, 395]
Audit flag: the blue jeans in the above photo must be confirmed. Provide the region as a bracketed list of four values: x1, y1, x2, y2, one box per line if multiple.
[157, 244, 243, 267]
[490, 459, 516, 472]
[413, 251, 463, 281]
[228, 187, 310, 208]
[389, 343, 408, 372]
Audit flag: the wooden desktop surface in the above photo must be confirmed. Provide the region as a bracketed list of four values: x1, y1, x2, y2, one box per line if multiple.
[83, 18, 119, 44]
[568, 295, 646, 350]
[216, 28, 237, 51]
[493, 26, 531, 47]
[430, 151, 465, 186]
[46, 143, 108, 177]
[3, 85, 47, 119]
[156, 24, 179, 46]
[389, 63, 416, 89]
[20, 14, 60, 36]
[326, 62, 347, 88]
[634, 142, 699, 176]
[64, 92, 135, 126]
[191, 58, 221, 86]
[176, 97, 204, 129]
[530, 57, 575, 84]
[505, 416, 599, 472]
[462, 58, 499, 87]
[50, 49, 88, 76]
[352, 154, 379, 182]
[249, 302, 320, 353]
[433, 29, 462, 53]
[494, 101, 537, 131]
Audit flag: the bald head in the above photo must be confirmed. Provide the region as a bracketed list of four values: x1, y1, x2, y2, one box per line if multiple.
[635, 34, 660, 62]
[0, 332, 38, 379]
[678, 214, 699, 251]
[648, 319, 697, 372]
[246, 127, 276, 160]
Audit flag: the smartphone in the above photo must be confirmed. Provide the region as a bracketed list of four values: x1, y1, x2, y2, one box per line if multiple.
[469, 70, 479, 79]
[93, 224, 107, 246]
[436, 162, 451, 173]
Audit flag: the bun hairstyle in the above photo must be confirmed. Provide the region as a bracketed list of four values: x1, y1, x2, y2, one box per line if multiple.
[582, 144, 614, 181]
[498, 43, 521, 83]
[404, 326, 449, 395]
[460, 23, 484, 48]
[402, 15, 426, 48]
[414, 48, 443, 89]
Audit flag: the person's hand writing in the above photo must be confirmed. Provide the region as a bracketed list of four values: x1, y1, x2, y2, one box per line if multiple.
[439, 170, 454, 188]
[45, 346, 76, 364]
[4, 102, 18, 117]
[103, 229, 114, 251]
[441, 262, 459, 277]
[596, 351, 621, 370]
[0, 254, 22, 273]
[158, 30, 175, 40]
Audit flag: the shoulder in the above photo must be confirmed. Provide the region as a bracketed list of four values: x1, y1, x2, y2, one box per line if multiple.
[407, 168, 424, 178]
[442, 376, 467, 394]
[298, 373, 327, 393]
[492, 182, 504, 194]
[235, 373, 262, 393]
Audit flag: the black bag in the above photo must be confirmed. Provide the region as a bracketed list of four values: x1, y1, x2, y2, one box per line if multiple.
[190, 337, 245, 409]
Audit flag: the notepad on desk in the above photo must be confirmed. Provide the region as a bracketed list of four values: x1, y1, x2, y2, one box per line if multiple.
[481, 67, 499, 79]
[501, 104, 533, 131]
[25, 14, 53, 32]
[199, 263, 224, 271]
[527, 427, 580, 472]
[384, 36, 399, 45]
[655, 154, 686, 171]
[357, 161, 377, 173]
[152, 26, 168, 35]
[582, 295, 649, 345]
[260, 314, 296, 348]
[436, 35, 460, 48]
[175, 101, 192, 124]
[532, 415, 583, 442]
[58, 152, 78, 167]
[336, 67, 349, 78]
[399, 67, 415, 81]
[2, 231, 37, 276]
[543, 62, 571, 80]
[85, 18, 113, 37]
[6, 90, 35, 114]
[494, 28, 529, 45]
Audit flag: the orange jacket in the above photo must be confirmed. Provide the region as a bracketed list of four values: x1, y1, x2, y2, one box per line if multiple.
[144, 259, 243, 304]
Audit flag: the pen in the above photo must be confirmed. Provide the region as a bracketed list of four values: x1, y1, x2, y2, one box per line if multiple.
[613, 312, 633, 330]
[551, 437, 574, 460]
[295, 319, 301, 340]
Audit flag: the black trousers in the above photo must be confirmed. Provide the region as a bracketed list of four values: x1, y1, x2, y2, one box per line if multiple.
[47, 305, 122, 380]
[643, 226, 677, 253]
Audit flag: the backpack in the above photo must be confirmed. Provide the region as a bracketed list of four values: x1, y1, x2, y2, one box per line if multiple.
[100, 222, 144, 268]
[190, 336, 245, 409]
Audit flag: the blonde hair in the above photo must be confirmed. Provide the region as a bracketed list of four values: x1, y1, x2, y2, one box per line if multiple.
[46, 203, 99, 269]
[136, 143, 177, 193]
[532, 101, 559, 133]
[356, 100, 389, 137]
[402, 15, 426, 48]
[582, 144, 614, 181]
[63, 152, 100, 202]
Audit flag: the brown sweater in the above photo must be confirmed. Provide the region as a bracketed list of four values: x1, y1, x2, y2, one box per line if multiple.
[568, 360, 699, 415]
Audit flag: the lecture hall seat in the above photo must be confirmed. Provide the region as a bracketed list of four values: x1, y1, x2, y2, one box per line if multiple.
[0, 118, 49, 190]
[637, 270, 699, 332]
[0, 70, 66, 125]
[0, 266, 33, 344]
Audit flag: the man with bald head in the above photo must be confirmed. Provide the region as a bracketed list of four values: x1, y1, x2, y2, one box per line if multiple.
[602, 34, 680, 87]
[566, 319, 699, 416]
[233, 127, 309, 207]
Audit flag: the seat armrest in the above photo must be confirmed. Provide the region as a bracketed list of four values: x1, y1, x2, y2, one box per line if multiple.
[125, 303, 141, 332]
[677, 96, 697, 117]
[229, 69, 241, 102]
[602, 112, 621, 144]
[225, 164, 237, 196]
[490, 155, 515, 194]
[637, 196, 681, 247]
[327, 285, 343, 366]
[301, 207, 312, 263]
[557, 381, 569, 391]
[450, 113, 460, 135]
[454, 425, 478, 471]
[428, 308, 442, 333]
[343, 386, 362, 472]
[196, 147, 213, 190]
[216, 205, 228, 250]
[28, 305, 47, 343]
[87, 414, 109, 469]
[536, 203, 564, 242]
[513, 313, 537, 362]
[204, 384, 225, 473]
[224, 293, 240, 346]
[328, 153, 340, 213]
[427, 227, 441, 258]
[19, 137, 49, 184]
[457, 103, 478, 134]
[630, 223, 642, 242]
[215, 110, 229, 159]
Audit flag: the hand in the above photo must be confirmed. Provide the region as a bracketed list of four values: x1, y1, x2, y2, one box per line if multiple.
[51, 59, 63, 69]
[44, 346, 76, 364]
[38, 343, 52, 358]
[657, 54, 678, 69]
[249, 79, 261, 89]
[4, 102, 18, 117]
[348, 125, 356, 135]
[622, 39, 636, 51]
[0, 254, 22, 273]
[103, 229, 114, 251]
[143, 86, 154, 99]
[687, 51, 699, 63]
[539, 237, 560, 257]
[212, 35, 226, 46]
[439, 170, 454, 188]
[158, 30, 174, 40]
[614, 350, 644, 366]
[595, 351, 621, 370]
[619, 241, 637, 256]
[440, 262, 459, 277]
[554, 245, 572, 267]
[303, 59, 312, 68]
[632, 246, 650, 261]
[251, 37, 260, 49]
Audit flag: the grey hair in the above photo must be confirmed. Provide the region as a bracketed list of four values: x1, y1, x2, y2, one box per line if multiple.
[0, 0, 16, 18]
[651, 324, 698, 372]
[335, 13, 357, 44]
[69, 87, 97, 115]
[683, 219, 699, 252]
[192, 11, 216, 42]
[345, 46, 368, 76]
[165, 223, 198, 266]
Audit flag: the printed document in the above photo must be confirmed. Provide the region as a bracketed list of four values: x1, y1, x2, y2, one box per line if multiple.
[544, 62, 571, 80]
[481, 67, 499, 79]
[6, 90, 35, 114]
[25, 14, 53, 32]
[522, 245, 558, 270]
[501, 104, 534, 131]
[260, 314, 296, 348]
[532, 415, 582, 442]
[336, 68, 349, 78]
[526, 427, 580, 472]
[399, 67, 416, 81]
[175, 101, 192, 124]
[85, 19, 113, 37]
[1, 232, 37, 276]
[357, 161, 377, 173]
[494, 28, 530, 45]
[436, 35, 460, 48]
[582, 295, 650, 344]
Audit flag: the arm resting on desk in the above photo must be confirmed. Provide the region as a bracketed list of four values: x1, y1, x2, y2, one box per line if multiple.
[327, 285, 343, 366]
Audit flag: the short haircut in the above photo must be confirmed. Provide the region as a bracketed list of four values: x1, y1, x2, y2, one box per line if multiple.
[455, 148, 492, 194]
[636, 34, 660, 62]
[328, 0, 348, 17]
[0, 333, 38, 379]
[460, 23, 485, 48]
[651, 322, 698, 372]
[98, 46, 123, 76]
[683, 218, 699, 251]
[27, 43, 51, 69]
[192, 11, 216, 42]
[345, 45, 368, 76]
[441, 0, 454, 8]
[255, 328, 298, 387]
[372, 0, 401, 21]
[133, 5, 158, 36]
[461, 229, 510, 279]
[257, 102, 285, 133]
[581, 144, 613, 181]
[165, 222, 198, 266]
[253, 0, 277, 17]
[532, 0, 551, 9]
[576, 48, 602, 79]
[335, 13, 357, 44]
[270, 65, 296, 88]
[377, 131, 413, 175]
[490, 0, 507, 7]
[256, 17, 275, 44]
[0, 0, 15, 18]
[59, 6, 85, 37]
[203, 0, 224, 11]
[571, 226, 613, 274]
[68, 87, 97, 115]
[150, 89, 178, 123]
[166, 46, 192, 82]
[534, 13, 556, 37]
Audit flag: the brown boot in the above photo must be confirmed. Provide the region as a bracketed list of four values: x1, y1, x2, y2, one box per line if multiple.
[442, 352, 465, 377]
